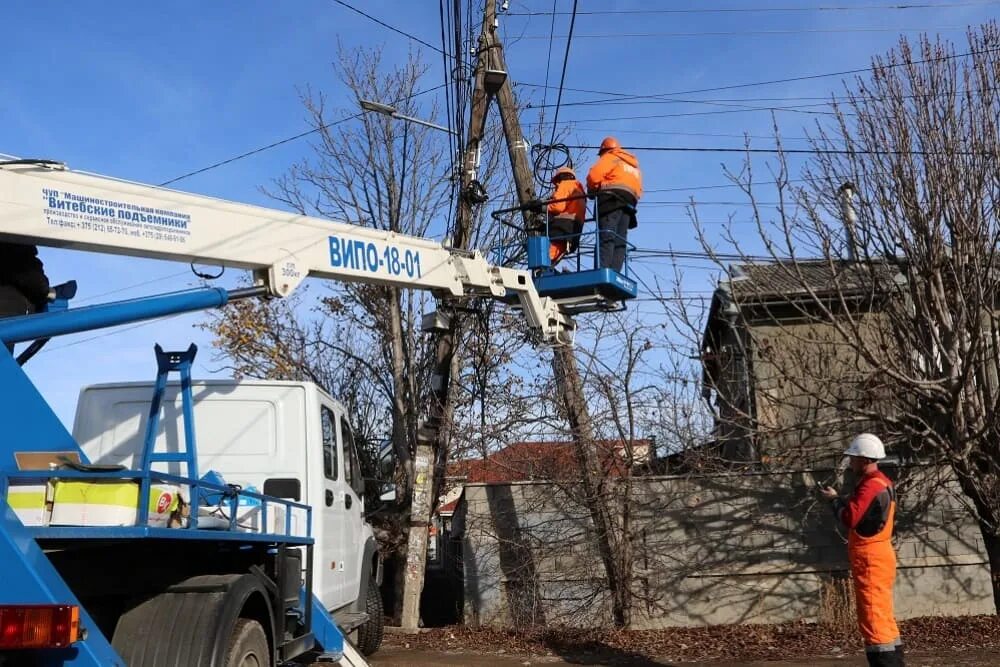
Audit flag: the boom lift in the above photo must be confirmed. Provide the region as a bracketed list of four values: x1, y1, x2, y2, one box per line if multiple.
[0, 158, 580, 667]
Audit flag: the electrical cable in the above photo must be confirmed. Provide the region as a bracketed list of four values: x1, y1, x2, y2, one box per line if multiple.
[538, 0, 559, 125]
[331, 0, 446, 55]
[520, 25, 972, 40]
[160, 83, 446, 186]
[518, 45, 1000, 100]
[507, 2, 1000, 16]
[441, 0, 458, 239]
[534, 105, 842, 124]
[548, 0, 578, 145]
[190, 263, 225, 280]
[531, 142, 572, 186]
[563, 143, 994, 156]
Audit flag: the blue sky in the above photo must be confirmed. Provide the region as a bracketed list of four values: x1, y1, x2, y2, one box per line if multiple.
[2, 1, 995, 426]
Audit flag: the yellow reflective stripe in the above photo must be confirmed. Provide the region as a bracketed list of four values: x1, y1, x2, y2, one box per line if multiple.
[52, 481, 178, 513]
[7, 490, 46, 509]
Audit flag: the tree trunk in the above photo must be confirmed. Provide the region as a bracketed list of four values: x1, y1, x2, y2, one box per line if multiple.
[613, 479, 633, 627]
[552, 346, 631, 628]
[979, 523, 1000, 614]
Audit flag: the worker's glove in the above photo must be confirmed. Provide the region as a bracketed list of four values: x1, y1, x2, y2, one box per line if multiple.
[523, 199, 545, 213]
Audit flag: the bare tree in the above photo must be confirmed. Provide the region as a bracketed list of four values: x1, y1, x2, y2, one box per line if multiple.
[686, 24, 1000, 611]
[208, 41, 522, 625]
[523, 314, 666, 627]
[209, 46, 452, 621]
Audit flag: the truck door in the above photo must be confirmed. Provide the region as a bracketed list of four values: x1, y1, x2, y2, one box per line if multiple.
[319, 403, 350, 608]
[337, 412, 366, 605]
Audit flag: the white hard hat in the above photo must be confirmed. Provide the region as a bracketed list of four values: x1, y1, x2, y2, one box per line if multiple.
[843, 433, 886, 460]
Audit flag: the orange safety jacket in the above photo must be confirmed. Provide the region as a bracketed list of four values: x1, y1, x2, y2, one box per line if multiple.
[548, 178, 586, 257]
[586, 148, 643, 208]
[547, 178, 587, 225]
[833, 470, 901, 652]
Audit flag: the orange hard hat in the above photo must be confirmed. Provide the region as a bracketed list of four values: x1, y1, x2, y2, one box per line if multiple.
[551, 166, 576, 183]
[599, 136, 621, 154]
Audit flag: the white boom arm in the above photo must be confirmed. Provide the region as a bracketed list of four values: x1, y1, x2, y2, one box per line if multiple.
[0, 160, 573, 344]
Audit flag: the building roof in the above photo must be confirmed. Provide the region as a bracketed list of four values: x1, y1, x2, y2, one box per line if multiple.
[726, 259, 899, 302]
[701, 258, 900, 353]
[447, 439, 652, 485]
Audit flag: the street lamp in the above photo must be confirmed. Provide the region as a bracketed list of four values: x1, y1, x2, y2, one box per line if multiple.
[358, 98, 458, 136]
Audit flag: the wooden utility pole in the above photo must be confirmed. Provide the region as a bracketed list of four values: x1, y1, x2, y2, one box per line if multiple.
[489, 14, 632, 628]
[399, 0, 498, 631]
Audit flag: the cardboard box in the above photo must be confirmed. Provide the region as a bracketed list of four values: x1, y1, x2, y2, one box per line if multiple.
[7, 484, 50, 526]
[50, 481, 181, 528]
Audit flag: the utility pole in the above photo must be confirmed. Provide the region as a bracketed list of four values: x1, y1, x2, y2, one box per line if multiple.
[399, 0, 498, 631]
[488, 13, 632, 628]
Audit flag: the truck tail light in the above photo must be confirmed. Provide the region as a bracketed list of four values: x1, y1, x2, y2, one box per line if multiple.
[0, 605, 80, 649]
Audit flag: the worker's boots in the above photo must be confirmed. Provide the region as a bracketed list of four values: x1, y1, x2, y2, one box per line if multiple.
[865, 647, 902, 667]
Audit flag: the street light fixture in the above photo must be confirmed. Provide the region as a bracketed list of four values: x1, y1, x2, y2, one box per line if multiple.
[358, 98, 458, 136]
[359, 99, 397, 115]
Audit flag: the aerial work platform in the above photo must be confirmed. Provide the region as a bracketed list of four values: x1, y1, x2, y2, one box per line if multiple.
[493, 198, 639, 314]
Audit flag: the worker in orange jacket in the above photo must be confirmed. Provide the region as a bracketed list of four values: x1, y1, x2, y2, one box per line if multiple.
[820, 434, 904, 667]
[547, 167, 587, 266]
[586, 137, 642, 272]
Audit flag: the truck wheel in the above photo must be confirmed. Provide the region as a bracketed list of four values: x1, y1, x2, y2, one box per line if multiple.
[226, 619, 270, 667]
[356, 579, 384, 656]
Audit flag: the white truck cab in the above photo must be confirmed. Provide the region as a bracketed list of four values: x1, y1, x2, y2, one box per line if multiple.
[71, 379, 384, 654]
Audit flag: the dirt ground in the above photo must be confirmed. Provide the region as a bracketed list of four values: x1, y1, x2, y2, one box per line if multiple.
[370, 646, 1000, 666]
[368, 616, 1000, 666]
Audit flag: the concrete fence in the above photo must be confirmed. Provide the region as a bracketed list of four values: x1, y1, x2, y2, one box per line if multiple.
[452, 465, 993, 629]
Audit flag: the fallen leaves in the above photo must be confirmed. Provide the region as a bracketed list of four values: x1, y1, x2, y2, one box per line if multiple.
[383, 615, 1000, 663]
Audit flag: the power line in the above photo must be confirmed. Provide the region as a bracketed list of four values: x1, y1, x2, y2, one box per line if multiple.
[540, 106, 839, 123]
[520, 25, 970, 40]
[440, 0, 456, 154]
[530, 127, 815, 141]
[39, 313, 189, 354]
[440, 0, 457, 239]
[642, 200, 785, 206]
[645, 180, 802, 194]
[508, 2, 1000, 16]
[638, 220, 773, 225]
[519, 47, 1000, 124]
[160, 125, 340, 186]
[160, 83, 447, 186]
[73, 270, 193, 305]
[527, 89, 993, 110]
[518, 45, 1000, 100]
[331, 0, 445, 55]
[548, 0, 578, 144]
[539, 0, 558, 120]
[529, 98, 838, 118]
[564, 143, 992, 156]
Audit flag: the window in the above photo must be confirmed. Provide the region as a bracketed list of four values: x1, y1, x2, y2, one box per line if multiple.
[341, 417, 365, 496]
[322, 406, 338, 481]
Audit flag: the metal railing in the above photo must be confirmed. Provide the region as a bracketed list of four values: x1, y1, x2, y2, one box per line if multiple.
[1, 468, 313, 541]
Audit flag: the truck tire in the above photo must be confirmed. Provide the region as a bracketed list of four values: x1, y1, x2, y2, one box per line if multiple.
[356, 579, 383, 656]
[225, 619, 270, 667]
[113, 574, 274, 667]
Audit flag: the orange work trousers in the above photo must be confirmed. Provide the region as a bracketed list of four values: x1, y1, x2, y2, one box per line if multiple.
[849, 539, 900, 649]
[549, 240, 568, 265]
